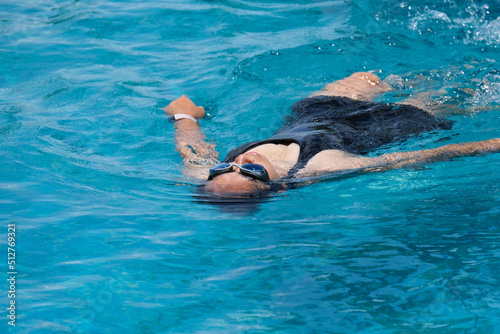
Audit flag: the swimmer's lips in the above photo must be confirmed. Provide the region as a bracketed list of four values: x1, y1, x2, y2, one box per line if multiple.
[247, 151, 261, 157]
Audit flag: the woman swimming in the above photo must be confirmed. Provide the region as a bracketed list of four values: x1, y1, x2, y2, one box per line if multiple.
[165, 72, 500, 197]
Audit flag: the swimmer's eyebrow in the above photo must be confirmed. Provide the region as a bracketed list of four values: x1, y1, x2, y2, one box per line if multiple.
[229, 171, 262, 183]
[229, 173, 268, 191]
[243, 176, 271, 192]
[236, 172, 266, 184]
[241, 177, 265, 187]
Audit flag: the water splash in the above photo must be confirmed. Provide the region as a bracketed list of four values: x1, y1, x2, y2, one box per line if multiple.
[471, 72, 500, 107]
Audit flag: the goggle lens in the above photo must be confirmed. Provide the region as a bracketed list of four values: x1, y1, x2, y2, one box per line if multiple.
[208, 163, 270, 182]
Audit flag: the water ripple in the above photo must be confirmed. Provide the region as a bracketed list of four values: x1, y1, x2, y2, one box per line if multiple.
[2, 1, 500, 333]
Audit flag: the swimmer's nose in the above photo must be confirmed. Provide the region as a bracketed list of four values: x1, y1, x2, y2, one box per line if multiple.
[234, 153, 255, 165]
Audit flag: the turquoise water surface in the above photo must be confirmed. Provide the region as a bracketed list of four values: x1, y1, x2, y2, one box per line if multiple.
[1, 0, 500, 333]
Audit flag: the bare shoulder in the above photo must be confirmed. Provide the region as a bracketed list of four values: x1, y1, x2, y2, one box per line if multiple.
[295, 149, 374, 177]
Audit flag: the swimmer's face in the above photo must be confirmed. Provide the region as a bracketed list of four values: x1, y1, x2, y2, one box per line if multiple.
[204, 151, 278, 195]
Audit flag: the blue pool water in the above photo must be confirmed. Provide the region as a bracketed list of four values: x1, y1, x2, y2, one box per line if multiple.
[1, 0, 500, 333]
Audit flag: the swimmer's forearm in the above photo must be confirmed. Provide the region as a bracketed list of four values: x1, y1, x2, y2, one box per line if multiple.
[174, 120, 218, 161]
[375, 138, 500, 169]
[165, 96, 220, 168]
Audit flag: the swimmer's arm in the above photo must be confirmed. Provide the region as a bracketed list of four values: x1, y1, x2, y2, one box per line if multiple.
[301, 139, 500, 176]
[369, 138, 500, 170]
[164, 95, 220, 179]
[310, 72, 393, 101]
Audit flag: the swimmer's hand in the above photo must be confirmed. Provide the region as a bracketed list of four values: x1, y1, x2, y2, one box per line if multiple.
[164, 95, 206, 120]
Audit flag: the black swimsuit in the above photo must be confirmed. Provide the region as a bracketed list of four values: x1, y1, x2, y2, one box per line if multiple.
[223, 96, 452, 178]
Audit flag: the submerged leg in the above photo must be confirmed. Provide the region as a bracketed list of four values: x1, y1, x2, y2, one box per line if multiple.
[310, 72, 393, 101]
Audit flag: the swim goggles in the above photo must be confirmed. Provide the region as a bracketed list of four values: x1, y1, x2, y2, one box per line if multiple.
[208, 163, 270, 182]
